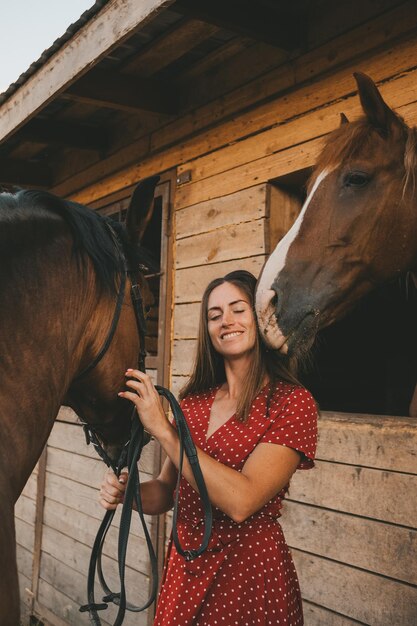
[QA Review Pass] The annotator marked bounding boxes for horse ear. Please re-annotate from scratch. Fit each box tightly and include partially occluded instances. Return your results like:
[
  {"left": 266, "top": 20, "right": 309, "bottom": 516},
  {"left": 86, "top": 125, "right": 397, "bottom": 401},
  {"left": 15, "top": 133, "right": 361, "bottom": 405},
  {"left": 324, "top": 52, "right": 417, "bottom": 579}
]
[
  {"left": 125, "top": 175, "right": 160, "bottom": 245},
  {"left": 340, "top": 112, "right": 349, "bottom": 125},
  {"left": 353, "top": 72, "right": 399, "bottom": 133}
]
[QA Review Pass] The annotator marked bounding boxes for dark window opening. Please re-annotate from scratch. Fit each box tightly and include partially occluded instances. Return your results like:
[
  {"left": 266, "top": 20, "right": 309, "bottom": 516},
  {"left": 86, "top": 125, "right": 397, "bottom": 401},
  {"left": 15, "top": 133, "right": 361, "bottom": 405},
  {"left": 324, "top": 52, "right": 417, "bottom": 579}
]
[
  {"left": 140, "top": 194, "right": 163, "bottom": 358},
  {"left": 300, "top": 276, "right": 417, "bottom": 416}
]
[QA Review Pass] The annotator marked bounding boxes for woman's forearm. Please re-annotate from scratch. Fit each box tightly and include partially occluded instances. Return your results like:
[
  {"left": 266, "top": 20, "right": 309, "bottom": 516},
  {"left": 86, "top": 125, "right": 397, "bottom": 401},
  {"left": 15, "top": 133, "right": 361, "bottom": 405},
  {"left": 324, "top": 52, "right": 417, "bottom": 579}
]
[
  {"left": 135, "top": 477, "right": 174, "bottom": 515},
  {"left": 158, "top": 424, "right": 259, "bottom": 522}
]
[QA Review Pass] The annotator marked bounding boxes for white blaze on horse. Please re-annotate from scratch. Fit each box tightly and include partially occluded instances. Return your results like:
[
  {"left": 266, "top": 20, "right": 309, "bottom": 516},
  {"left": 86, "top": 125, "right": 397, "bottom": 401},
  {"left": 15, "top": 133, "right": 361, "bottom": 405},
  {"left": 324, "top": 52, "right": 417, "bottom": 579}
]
[{"left": 256, "top": 73, "right": 417, "bottom": 362}]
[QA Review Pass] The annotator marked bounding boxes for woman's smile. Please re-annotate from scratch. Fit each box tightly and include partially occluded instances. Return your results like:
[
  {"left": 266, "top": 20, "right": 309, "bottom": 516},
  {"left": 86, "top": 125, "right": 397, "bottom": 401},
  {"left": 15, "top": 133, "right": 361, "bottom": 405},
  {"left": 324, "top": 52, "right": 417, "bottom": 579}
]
[{"left": 220, "top": 330, "right": 244, "bottom": 340}]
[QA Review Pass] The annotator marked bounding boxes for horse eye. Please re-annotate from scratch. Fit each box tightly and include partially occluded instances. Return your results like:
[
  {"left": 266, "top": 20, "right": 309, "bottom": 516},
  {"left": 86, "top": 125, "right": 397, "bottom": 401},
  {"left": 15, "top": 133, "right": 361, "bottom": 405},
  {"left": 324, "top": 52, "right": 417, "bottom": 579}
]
[{"left": 344, "top": 171, "right": 370, "bottom": 188}]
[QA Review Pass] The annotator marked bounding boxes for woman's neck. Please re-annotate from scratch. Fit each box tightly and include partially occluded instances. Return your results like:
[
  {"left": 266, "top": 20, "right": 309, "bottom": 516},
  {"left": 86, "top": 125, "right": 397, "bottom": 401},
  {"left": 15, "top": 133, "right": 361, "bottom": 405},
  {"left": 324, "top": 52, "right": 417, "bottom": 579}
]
[{"left": 222, "top": 354, "right": 253, "bottom": 398}]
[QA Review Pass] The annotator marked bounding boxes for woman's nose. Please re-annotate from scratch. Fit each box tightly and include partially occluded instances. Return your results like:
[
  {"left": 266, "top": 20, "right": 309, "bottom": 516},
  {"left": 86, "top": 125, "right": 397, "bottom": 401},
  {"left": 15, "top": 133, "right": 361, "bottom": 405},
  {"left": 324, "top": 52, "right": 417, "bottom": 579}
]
[{"left": 222, "top": 310, "right": 234, "bottom": 325}]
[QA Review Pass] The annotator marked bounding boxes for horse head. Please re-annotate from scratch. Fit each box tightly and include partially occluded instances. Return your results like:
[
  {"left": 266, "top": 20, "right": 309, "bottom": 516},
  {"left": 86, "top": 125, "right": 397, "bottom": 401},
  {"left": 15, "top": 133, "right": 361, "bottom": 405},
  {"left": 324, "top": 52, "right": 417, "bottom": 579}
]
[
  {"left": 256, "top": 73, "right": 417, "bottom": 357},
  {"left": 64, "top": 176, "right": 159, "bottom": 462}
]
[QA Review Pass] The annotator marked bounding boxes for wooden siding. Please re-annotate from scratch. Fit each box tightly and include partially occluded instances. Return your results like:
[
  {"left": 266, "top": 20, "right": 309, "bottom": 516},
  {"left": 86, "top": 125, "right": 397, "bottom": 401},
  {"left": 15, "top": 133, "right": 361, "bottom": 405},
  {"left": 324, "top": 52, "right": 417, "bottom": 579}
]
[
  {"left": 20, "top": 407, "right": 155, "bottom": 626},
  {"left": 281, "top": 412, "right": 417, "bottom": 625},
  {"left": 15, "top": 467, "right": 37, "bottom": 623}
]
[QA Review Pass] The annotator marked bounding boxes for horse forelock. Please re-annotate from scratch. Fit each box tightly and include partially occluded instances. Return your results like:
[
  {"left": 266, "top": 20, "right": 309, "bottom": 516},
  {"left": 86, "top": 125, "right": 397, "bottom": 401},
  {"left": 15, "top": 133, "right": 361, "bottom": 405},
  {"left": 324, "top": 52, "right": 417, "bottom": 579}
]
[
  {"left": 314, "top": 120, "right": 381, "bottom": 176},
  {"left": 0, "top": 189, "right": 127, "bottom": 294}
]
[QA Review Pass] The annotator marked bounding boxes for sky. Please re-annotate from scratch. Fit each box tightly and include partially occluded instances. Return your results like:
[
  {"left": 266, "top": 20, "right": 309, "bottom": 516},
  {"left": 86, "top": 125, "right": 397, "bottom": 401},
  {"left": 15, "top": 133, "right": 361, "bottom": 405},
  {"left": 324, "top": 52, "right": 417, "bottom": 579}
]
[{"left": 0, "top": 0, "right": 95, "bottom": 93}]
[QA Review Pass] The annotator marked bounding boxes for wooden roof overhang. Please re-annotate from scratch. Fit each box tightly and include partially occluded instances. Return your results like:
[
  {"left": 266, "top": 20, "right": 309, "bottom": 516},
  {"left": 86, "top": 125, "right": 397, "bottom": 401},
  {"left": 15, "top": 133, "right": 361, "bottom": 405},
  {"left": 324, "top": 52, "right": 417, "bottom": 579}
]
[{"left": 0, "top": 0, "right": 308, "bottom": 197}]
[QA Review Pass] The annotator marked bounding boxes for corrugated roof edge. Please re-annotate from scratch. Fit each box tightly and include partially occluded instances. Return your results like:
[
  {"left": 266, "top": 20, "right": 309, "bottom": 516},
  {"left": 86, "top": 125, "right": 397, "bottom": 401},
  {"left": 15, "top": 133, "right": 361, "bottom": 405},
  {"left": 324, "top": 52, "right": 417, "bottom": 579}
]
[{"left": 0, "top": 0, "right": 110, "bottom": 106}]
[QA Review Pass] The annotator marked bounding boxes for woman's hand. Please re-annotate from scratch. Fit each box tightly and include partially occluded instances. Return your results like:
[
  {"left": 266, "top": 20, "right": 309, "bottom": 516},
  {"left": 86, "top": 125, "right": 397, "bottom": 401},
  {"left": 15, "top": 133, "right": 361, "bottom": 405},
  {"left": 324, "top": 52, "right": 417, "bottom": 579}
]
[
  {"left": 99, "top": 468, "right": 128, "bottom": 510},
  {"left": 118, "top": 369, "right": 172, "bottom": 439}
]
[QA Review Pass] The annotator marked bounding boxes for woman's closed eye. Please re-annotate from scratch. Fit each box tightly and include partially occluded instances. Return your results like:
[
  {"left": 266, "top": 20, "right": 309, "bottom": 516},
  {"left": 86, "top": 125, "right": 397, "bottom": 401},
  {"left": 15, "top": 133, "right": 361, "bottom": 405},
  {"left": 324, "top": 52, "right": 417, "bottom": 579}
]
[{"left": 209, "top": 309, "right": 245, "bottom": 320}]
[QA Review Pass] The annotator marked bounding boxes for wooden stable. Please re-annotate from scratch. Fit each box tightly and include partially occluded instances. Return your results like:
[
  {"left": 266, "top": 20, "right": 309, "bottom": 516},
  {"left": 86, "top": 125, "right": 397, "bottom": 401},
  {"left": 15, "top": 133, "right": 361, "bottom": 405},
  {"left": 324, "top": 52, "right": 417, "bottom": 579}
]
[{"left": 1, "top": 0, "right": 416, "bottom": 624}]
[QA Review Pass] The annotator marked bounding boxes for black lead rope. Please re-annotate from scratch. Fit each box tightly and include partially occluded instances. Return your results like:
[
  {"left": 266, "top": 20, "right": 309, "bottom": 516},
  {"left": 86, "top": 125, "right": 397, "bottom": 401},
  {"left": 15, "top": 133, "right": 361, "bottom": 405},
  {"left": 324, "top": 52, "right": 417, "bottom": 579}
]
[
  {"left": 80, "top": 389, "right": 213, "bottom": 625},
  {"left": 155, "top": 386, "right": 213, "bottom": 562}
]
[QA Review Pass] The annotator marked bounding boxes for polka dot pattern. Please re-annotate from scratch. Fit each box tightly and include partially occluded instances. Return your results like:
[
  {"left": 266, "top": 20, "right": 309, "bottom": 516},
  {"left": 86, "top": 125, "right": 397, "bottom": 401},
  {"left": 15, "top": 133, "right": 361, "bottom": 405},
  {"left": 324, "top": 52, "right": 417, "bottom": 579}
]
[{"left": 154, "top": 382, "right": 318, "bottom": 625}]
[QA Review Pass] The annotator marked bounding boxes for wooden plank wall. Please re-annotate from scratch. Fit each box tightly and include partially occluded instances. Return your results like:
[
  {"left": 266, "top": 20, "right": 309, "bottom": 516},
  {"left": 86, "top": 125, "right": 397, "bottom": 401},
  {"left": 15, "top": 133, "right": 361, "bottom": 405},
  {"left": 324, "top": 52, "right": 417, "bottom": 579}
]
[
  {"left": 35, "top": 406, "right": 155, "bottom": 626},
  {"left": 281, "top": 413, "right": 417, "bottom": 625},
  {"left": 15, "top": 464, "right": 38, "bottom": 623},
  {"left": 171, "top": 183, "right": 270, "bottom": 396},
  {"left": 15, "top": 402, "right": 157, "bottom": 625}
]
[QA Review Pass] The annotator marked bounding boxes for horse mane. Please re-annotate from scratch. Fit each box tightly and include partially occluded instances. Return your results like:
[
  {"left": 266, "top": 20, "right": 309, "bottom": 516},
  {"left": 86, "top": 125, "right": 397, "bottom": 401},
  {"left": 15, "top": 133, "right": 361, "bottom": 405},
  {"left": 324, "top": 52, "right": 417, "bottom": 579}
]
[
  {"left": 314, "top": 111, "right": 417, "bottom": 196},
  {"left": 0, "top": 189, "right": 142, "bottom": 294}
]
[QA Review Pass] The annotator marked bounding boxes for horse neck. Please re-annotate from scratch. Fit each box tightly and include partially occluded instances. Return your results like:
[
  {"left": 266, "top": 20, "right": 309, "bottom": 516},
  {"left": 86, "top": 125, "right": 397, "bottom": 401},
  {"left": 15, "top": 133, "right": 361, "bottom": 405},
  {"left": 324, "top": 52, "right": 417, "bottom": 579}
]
[{"left": 0, "top": 246, "right": 109, "bottom": 500}]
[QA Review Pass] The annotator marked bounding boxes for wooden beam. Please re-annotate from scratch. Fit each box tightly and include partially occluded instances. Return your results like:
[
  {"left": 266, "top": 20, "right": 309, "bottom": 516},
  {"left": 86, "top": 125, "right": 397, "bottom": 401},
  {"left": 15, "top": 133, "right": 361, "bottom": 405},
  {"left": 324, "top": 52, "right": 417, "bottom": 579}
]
[
  {"left": 63, "top": 68, "right": 177, "bottom": 115},
  {"left": 0, "top": 0, "right": 175, "bottom": 143},
  {"left": 175, "top": 0, "right": 305, "bottom": 50},
  {"left": 122, "top": 18, "right": 221, "bottom": 77},
  {"left": 178, "top": 36, "right": 253, "bottom": 82},
  {"left": 19, "top": 118, "right": 108, "bottom": 152},
  {"left": 0, "top": 158, "right": 52, "bottom": 187}
]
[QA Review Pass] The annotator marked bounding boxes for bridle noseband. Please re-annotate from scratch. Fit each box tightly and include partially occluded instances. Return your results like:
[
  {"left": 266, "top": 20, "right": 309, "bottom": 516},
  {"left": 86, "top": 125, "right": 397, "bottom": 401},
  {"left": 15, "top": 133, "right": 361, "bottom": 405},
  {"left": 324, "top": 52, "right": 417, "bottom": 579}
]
[{"left": 76, "top": 223, "right": 212, "bottom": 625}]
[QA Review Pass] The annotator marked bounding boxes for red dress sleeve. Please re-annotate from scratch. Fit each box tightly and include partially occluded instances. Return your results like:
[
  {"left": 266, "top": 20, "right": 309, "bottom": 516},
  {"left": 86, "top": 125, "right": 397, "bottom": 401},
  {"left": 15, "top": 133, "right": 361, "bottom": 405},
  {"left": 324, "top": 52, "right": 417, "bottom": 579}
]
[{"left": 260, "top": 386, "right": 318, "bottom": 469}]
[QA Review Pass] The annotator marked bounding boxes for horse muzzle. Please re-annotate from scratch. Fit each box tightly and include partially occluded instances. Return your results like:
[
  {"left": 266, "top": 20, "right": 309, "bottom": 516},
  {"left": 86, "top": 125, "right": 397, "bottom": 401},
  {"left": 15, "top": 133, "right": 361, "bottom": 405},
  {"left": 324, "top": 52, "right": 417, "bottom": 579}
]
[{"left": 256, "top": 286, "right": 320, "bottom": 356}]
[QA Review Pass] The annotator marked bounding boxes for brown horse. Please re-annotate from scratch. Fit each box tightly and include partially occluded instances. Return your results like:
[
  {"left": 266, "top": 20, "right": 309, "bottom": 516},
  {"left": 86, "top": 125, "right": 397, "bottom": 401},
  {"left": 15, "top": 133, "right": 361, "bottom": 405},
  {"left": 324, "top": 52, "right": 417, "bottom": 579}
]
[
  {"left": 256, "top": 73, "right": 417, "bottom": 366},
  {"left": 0, "top": 177, "right": 159, "bottom": 625}
]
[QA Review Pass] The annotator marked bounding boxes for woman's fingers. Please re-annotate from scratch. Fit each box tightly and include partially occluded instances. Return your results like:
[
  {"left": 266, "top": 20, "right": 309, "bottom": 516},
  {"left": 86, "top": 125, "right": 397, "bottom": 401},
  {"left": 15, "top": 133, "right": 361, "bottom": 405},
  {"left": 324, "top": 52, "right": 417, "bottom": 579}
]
[
  {"left": 124, "top": 379, "right": 144, "bottom": 395},
  {"left": 99, "top": 470, "right": 128, "bottom": 510},
  {"left": 121, "top": 371, "right": 158, "bottom": 405},
  {"left": 126, "top": 369, "right": 155, "bottom": 393},
  {"left": 118, "top": 390, "right": 141, "bottom": 404},
  {"left": 99, "top": 498, "right": 119, "bottom": 511}
]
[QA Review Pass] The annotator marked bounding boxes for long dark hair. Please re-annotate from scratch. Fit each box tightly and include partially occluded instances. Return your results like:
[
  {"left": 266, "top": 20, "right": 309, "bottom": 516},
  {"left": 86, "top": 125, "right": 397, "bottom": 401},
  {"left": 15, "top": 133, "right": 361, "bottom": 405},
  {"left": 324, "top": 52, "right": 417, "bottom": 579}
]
[{"left": 179, "top": 270, "right": 301, "bottom": 421}]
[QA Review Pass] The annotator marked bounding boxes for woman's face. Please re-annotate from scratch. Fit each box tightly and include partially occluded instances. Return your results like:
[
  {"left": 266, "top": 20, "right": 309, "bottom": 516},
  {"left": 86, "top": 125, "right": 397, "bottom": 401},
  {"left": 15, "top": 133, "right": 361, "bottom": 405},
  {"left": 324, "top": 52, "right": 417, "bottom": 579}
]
[{"left": 207, "top": 282, "right": 257, "bottom": 359}]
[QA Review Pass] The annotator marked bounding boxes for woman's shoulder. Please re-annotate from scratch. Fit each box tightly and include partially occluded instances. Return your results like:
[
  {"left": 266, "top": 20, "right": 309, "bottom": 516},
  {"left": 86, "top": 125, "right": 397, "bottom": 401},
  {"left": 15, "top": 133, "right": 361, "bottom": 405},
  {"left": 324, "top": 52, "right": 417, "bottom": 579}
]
[
  {"left": 180, "top": 385, "right": 218, "bottom": 409},
  {"left": 268, "top": 380, "right": 317, "bottom": 413}
]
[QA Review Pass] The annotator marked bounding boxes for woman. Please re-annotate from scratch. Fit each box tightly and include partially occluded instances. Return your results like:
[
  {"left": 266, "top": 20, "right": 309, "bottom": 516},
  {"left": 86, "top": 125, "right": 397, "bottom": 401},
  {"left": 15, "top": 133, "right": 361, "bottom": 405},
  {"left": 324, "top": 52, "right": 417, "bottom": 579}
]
[{"left": 100, "top": 270, "right": 318, "bottom": 625}]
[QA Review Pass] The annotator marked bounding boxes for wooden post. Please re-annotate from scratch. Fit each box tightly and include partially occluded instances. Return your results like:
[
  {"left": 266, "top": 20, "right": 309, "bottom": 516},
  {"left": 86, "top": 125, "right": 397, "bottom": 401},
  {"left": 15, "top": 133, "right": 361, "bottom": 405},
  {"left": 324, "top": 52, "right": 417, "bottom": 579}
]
[
  {"left": 30, "top": 446, "right": 48, "bottom": 616},
  {"left": 147, "top": 170, "right": 175, "bottom": 625}
]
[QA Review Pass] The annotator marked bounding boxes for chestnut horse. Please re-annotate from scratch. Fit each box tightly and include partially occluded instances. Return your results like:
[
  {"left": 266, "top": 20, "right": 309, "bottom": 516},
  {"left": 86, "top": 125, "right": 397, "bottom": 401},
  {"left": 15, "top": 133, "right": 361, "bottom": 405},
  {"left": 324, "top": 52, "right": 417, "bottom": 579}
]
[
  {"left": 0, "top": 177, "right": 159, "bottom": 625},
  {"left": 256, "top": 73, "right": 417, "bottom": 368}
]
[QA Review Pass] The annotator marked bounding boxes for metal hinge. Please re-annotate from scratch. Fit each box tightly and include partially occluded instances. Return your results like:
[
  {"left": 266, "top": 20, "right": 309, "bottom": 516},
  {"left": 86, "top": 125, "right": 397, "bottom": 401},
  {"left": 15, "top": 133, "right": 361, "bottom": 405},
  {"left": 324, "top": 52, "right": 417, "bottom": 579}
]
[{"left": 176, "top": 169, "right": 192, "bottom": 185}]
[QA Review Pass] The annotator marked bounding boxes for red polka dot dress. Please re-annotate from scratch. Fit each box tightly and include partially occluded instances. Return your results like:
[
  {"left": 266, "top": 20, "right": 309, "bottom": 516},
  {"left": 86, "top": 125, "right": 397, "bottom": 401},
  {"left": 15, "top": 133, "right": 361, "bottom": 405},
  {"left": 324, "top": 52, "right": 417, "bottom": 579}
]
[{"left": 153, "top": 382, "right": 318, "bottom": 626}]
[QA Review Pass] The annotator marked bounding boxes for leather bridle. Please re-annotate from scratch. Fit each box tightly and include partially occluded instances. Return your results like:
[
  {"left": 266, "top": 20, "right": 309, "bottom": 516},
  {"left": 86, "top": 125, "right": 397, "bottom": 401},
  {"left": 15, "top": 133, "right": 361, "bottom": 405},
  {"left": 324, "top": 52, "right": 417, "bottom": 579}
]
[{"left": 76, "top": 223, "right": 212, "bottom": 625}]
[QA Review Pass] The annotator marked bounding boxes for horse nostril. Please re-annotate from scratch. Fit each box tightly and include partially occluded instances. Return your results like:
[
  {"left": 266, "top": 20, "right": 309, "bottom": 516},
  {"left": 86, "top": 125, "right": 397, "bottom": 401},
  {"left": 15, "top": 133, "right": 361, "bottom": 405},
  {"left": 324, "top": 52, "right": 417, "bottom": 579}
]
[{"left": 270, "top": 291, "right": 278, "bottom": 308}]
